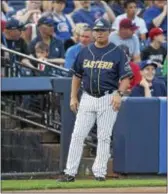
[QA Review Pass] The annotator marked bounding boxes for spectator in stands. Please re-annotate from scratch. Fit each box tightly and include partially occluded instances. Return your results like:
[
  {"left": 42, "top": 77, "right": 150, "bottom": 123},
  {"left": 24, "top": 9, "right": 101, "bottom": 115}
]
[
  {"left": 2, "top": 18, "right": 30, "bottom": 64},
  {"left": 34, "top": 41, "right": 49, "bottom": 74},
  {"left": 130, "top": 60, "right": 167, "bottom": 97},
  {"left": 108, "top": 0, "right": 125, "bottom": 17},
  {"left": 29, "top": 17, "right": 65, "bottom": 66},
  {"left": 109, "top": 18, "right": 141, "bottom": 63},
  {"left": 42, "top": 1, "right": 53, "bottom": 12},
  {"left": 65, "top": 25, "right": 92, "bottom": 69},
  {"left": 141, "top": 27, "right": 167, "bottom": 76},
  {"left": 112, "top": 0, "right": 148, "bottom": 40},
  {"left": 71, "top": 0, "right": 115, "bottom": 27},
  {"left": 15, "top": 0, "right": 42, "bottom": 41},
  {"left": 42, "top": 0, "right": 75, "bottom": 41},
  {"left": 143, "top": 0, "right": 167, "bottom": 36},
  {"left": 119, "top": 45, "right": 142, "bottom": 92},
  {"left": 64, "top": 23, "right": 89, "bottom": 51},
  {"left": 15, "top": 1, "right": 41, "bottom": 24}
]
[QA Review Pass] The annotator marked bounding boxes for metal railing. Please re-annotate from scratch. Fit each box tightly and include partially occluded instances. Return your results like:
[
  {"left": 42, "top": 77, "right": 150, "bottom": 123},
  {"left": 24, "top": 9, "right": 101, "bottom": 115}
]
[
  {"left": 1, "top": 46, "right": 70, "bottom": 77},
  {"left": 1, "top": 46, "right": 97, "bottom": 178}
]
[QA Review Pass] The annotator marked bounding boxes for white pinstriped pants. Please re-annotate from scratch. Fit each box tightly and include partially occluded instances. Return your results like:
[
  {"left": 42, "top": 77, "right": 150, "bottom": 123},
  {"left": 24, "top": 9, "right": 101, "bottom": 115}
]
[{"left": 64, "top": 92, "right": 118, "bottom": 177}]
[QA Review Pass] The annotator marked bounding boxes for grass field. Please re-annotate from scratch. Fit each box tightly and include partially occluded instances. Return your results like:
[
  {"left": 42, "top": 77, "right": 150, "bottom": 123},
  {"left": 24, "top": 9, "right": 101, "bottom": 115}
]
[{"left": 1, "top": 178, "right": 167, "bottom": 191}]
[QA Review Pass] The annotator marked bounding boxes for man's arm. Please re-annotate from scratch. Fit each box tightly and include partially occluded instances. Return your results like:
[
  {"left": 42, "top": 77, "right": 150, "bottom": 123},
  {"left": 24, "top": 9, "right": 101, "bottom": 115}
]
[
  {"left": 133, "top": 55, "right": 141, "bottom": 63},
  {"left": 153, "top": 5, "right": 167, "bottom": 28},
  {"left": 101, "top": 0, "right": 116, "bottom": 23},
  {"left": 47, "top": 58, "right": 65, "bottom": 66},
  {"left": 70, "top": 75, "right": 82, "bottom": 113}
]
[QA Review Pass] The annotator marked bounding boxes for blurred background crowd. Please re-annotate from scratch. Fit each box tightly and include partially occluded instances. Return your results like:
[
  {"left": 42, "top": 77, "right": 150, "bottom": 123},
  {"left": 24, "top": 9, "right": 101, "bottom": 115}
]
[{"left": 1, "top": 0, "right": 167, "bottom": 93}]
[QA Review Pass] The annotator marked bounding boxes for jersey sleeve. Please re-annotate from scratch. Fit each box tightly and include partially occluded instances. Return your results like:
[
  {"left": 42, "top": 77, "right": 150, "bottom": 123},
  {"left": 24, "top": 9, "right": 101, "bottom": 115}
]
[
  {"left": 70, "top": 50, "right": 84, "bottom": 78},
  {"left": 118, "top": 49, "right": 133, "bottom": 80}
]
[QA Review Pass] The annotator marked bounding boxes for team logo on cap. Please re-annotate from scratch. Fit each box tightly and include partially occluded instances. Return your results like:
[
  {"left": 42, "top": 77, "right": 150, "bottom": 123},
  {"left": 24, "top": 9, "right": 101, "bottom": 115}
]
[{"left": 96, "top": 20, "right": 104, "bottom": 27}]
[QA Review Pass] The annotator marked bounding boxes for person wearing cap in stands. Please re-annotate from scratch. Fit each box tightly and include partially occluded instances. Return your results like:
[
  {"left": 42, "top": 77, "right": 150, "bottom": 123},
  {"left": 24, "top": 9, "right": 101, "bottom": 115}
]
[
  {"left": 141, "top": 27, "right": 166, "bottom": 76},
  {"left": 130, "top": 60, "right": 167, "bottom": 97},
  {"left": 57, "top": 18, "right": 132, "bottom": 182},
  {"left": 1, "top": 18, "right": 30, "bottom": 68},
  {"left": 29, "top": 17, "right": 65, "bottom": 66},
  {"left": 42, "top": 0, "right": 75, "bottom": 41},
  {"left": 109, "top": 18, "right": 141, "bottom": 63},
  {"left": 112, "top": 0, "right": 148, "bottom": 40}
]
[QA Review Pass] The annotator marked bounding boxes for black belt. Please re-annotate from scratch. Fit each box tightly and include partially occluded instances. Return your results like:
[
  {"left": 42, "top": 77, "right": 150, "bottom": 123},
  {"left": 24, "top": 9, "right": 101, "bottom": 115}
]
[{"left": 85, "top": 90, "right": 114, "bottom": 98}]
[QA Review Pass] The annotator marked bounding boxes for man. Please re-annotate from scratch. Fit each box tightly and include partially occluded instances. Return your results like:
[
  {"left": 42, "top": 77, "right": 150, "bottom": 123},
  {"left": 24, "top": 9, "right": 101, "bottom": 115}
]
[
  {"left": 71, "top": 0, "right": 115, "bottom": 27},
  {"left": 112, "top": 0, "right": 148, "bottom": 40},
  {"left": 64, "top": 25, "right": 92, "bottom": 69},
  {"left": 130, "top": 60, "right": 167, "bottom": 97},
  {"left": 143, "top": 0, "right": 167, "bottom": 36},
  {"left": 42, "top": 0, "right": 75, "bottom": 41},
  {"left": 57, "top": 18, "right": 132, "bottom": 182},
  {"left": 109, "top": 18, "right": 141, "bottom": 63},
  {"left": 141, "top": 27, "right": 166, "bottom": 76},
  {"left": 15, "top": 0, "right": 41, "bottom": 24},
  {"left": 1, "top": 18, "right": 31, "bottom": 75},
  {"left": 119, "top": 45, "right": 142, "bottom": 91},
  {"left": 29, "top": 17, "right": 65, "bottom": 66}
]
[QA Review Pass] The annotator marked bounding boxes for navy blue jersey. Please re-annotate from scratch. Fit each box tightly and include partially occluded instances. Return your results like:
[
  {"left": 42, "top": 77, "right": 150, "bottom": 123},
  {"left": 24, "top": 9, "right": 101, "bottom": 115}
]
[
  {"left": 71, "top": 42, "right": 132, "bottom": 95},
  {"left": 130, "top": 79, "right": 167, "bottom": 97}
]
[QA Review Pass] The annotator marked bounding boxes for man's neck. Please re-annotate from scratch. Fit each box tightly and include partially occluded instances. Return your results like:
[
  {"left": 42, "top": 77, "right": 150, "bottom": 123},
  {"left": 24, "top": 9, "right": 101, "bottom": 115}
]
[
  {"left": 95, "top": 41, "right": 109, "bottom": 48},
  {"left": 150, "top": 41, "right": 161, "bottom": 49},
  {"left": 41, "top": 34, "right": 51, "bottom": 44},
  {"left": 127, "top": 14, "right": 135, "bottom": 20}
]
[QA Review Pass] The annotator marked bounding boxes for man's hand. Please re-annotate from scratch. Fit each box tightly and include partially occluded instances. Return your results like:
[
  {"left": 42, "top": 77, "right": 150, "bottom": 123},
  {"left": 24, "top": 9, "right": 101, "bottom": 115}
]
[
  {"left": 70, "top": 97, "right": 79, "bottom": 113},
  {"left": 111, "top": 92, "right": 122, "bottom": 112},
  {"left": 140, "top": 78, "right": 150, "bottom": 88}
]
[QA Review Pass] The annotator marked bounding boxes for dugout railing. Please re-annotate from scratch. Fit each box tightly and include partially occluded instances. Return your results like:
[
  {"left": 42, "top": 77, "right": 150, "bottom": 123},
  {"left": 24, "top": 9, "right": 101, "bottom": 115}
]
[{"left": 1, "top": 46, "right": 97, "bottom": 179}]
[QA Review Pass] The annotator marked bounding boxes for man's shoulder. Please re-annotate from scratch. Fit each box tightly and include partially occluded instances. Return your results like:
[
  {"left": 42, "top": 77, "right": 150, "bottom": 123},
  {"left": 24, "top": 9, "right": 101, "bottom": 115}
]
[
  {"left": 51, "top": 37, "right": 63, "bottom": 45},
  {"left": 135, "top": 15, "right": 146, "bottom": 23},
  {"left": 66, "top": 43, "right": 81, "bottom": 54},
  {"left": 115, "top": 13, "right": 126, "bottom": 20},
  {"left": 30, "top": 36, "right": 40, "bottom": 45},
  {"left": 144, "top": 5, "right": 160, "bottom": 14},
  {"left": 72, "top": 8, "right": 85, "bottom": 16}
]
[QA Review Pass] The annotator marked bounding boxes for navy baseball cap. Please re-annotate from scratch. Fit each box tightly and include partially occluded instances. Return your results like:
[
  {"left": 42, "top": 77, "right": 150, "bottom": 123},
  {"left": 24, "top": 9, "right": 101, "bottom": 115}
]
[
  {"left": 140, "top": 60, "right": 158, "bottom": 70},
  {"left": 93, "top": 18, "right": 111, "bottom": 31},
  {"left": 5, "top": 18, "right": 24, "bottom": 30},
  {"left": 38, "top": 17, "right": 54, "bottom": 27}
]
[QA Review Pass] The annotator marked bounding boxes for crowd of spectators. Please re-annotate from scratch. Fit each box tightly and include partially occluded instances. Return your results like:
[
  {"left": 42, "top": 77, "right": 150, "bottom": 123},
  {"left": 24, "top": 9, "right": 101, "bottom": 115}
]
[{"left": 1, "top": 0, "right": 167, "bottom": 96}]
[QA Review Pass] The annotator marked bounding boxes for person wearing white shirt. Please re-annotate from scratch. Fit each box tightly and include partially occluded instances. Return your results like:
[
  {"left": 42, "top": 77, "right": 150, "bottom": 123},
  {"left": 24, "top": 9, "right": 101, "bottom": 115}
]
[
  {"left": 109, "top": 18, "right": 141, "bottom": 63},
  {"left": 112, "top": 0, "right": 148, "bottom": 40}
]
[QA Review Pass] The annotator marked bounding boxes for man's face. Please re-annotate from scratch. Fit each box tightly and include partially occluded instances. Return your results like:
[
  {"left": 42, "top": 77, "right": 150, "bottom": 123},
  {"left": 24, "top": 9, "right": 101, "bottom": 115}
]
[
  {"left": 141, "top": 65, "right": 156, "bottom": 81},
  {"left": 6, "top": 29, "right": 21, "bottom": 40},
  {"left": 125, "top": 2, "right": 137, "bottom": 16},
  {"left": 119, "top": 28, "right": 134, "bottom": 39},
  {"left": 39, "top": 24, "right": 54, "bottom": 36},
  {"left": 79, "top": 30, "right": 92, "bottom": 46},
  {"left": 154, "top": 34, "right": 165, "bottom": 43},
  {"left": 93, "top": 29, "right": 110, "bottom": 44},
  {"left": 80, "top": 1, "right": 91, "bottom": 9},
  {"left": 53, "top": 1, "right": 65, "bottom": 12},
  {"left": 154, "top": 0, "right": 166, "bottom": 8},
  {"left": 35, "top": 49, "right": 48, "bottom": 59},
  {"left": 28, "top": 1, "right": 41, "bottom": 10}
]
